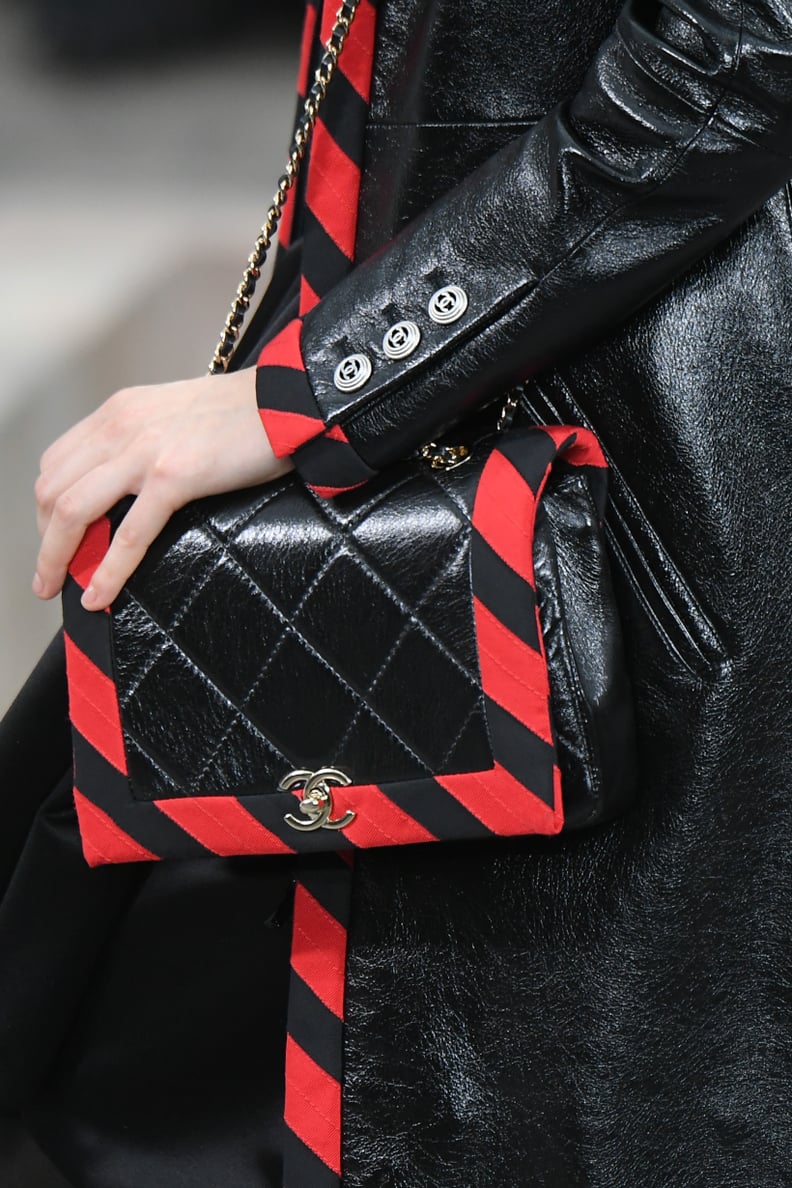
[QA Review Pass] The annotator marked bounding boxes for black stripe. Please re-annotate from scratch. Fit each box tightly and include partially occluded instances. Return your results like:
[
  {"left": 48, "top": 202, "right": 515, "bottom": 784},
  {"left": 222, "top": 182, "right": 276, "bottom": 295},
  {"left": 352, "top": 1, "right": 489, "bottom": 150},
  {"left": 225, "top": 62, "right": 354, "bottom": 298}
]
[
  {"left": 497, "top": 427, "right": 560, "bottom": 495},
  {"left": 241, "top": 796, "right": 355, "bottom": 855},
  {"left": 580, "top": 461, "right": 608, "bottom": 518},
  {"left": 256, "top": 361, "right": 323, "bottom": 422},
  {"left": 471, "top": 530, "right": 540, "bottom": 651},
  {"left": 296, "top": 434, "right": 377, "bottom": 491},
  {"left": 63, "top": 575, "right": 115, "bottom": 680},
  {"left": 484, "top": 698, "right": 556, "bottom": 807},
  {"left": 318, "top": 72, "right": 369, "bottom": 163},
  {"left": 378, "top": 776, "right": 497, "bottom": 841},
  {"left": 71, "top": 728, "right": 131, "bottom": 807},
  {"left": 71, "top": 733, "right": 209, "bottom": 859},
  {"left": 282, "top": 1125, "right": 340, "bottom": 1188},
  {"left": 301, "top": 208, "right": 355, "bottom": 294},
  {"left": 287, "top": 972, "right": 344, "bottom": 1083},
  {"left": 297, "top": 856, "right": 353, "bottom": 928}
]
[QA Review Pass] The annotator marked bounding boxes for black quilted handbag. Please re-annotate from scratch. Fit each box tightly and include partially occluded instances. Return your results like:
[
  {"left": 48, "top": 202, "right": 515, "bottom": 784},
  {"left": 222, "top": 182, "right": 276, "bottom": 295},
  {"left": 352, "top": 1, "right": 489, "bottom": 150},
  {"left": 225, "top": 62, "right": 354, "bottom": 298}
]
[
  {"left": 60, "top": 3, "right": 636, "bottom": 868},
  {"left": 61, "top": 406, "right": 636, "bottom": 864}
]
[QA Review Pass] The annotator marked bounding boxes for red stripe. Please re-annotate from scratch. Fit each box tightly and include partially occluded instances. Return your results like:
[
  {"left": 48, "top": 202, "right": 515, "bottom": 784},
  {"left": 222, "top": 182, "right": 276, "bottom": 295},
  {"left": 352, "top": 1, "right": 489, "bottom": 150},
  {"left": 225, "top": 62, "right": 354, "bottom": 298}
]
[
  {"left": 154, "top": 796, "right": 296, "bottom": 857},
  {"left": 290, "top": 884, "right": 348, "bottom": 1019},
  {"left": 256, "top": 317, "right": 305, "bottom": 371},
  {"left": 473, "top": 596, "right": 553, "bottom": 744},
  {"left": 299, "top": 274, "right": 321, "bottom": 315},
  {"left": 68, "top": 516, "right": 110, "bottom": 591},
  {"left": 309, "top": 480, "right": 368, "bottom": 499},
  {"left": 541, "top": 424, "right": 607, "bottom": 469},
  {"left": 284, "top": 1037, "right": 343, "bottom": 1176},
  {"left": 438, "top": 762, "right": 561, "bottom": 835},
  {"left": 306, "top": 121, "right": 361, "bottom": 259},
  {"left": 258, "top": 407, "right": 325, "bottom": 457},
  {"left": 319, "top": 0, "right": 340, "bottom": 46},
  {"left": 320, "top": 0, "right": 377, "bottom": 102},
  {"left": 73, "top": 788, "right": 159, "bottom": 867},
  {"left": 324, "top": 423, "right": 351, "bottom": 443},
  {"left": 472, "top": 449, "right": 537, "bottom": 585},
  {"left": 338, "top": 0, "right": 377, "bottom": 102},
  {"left": 333, "top": 784, "right": 437, "bottom": 847},
  {"left": 64, "top": 633, "right": 128, "bottom": 775}
]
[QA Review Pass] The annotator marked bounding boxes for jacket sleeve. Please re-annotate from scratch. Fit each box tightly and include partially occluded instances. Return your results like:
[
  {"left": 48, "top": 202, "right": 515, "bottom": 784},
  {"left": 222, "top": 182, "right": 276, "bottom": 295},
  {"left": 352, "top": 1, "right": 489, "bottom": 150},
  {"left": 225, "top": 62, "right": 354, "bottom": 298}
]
[{"left": 256, "top": 0, "right": 792, "bottom": 496}]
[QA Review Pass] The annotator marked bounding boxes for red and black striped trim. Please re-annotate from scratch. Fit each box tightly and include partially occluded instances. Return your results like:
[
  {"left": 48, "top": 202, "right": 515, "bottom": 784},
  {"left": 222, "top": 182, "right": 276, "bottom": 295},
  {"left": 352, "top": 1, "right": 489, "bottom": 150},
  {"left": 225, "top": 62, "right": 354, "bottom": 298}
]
[
  {"left": 255, "top": 318, "right": 378, "bottom": 495},
  {"left": 259, "top": 7, "right": 379, "bottom": 1180},
  {"left": 301, "top": 0, "right": 376, "bottom": 310},
  {"left": 64, "top": 425, "right": 607, "bottom": 867},
  {"left": 256, "top": 319, "right": 325, "bottom": 457},
  {"left": 255, "top": 0, "right": 379, "bottom": 502},
  {"left": 276, "top": 0, "right": 320, "bottom": 253},
  {"left": 283, "top": 856, "right": 352, "bottom": 1187},
  {"left": 63, "top": 422, "right": 607, "bottom": 1185}
]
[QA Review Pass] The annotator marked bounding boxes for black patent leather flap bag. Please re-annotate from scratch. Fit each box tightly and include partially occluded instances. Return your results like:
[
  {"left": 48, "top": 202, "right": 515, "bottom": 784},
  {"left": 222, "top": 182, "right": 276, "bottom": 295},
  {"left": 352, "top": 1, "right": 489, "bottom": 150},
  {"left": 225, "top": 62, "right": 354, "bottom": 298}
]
[{"left": 61, "top": 415, "right": 636, "bottom": 865}]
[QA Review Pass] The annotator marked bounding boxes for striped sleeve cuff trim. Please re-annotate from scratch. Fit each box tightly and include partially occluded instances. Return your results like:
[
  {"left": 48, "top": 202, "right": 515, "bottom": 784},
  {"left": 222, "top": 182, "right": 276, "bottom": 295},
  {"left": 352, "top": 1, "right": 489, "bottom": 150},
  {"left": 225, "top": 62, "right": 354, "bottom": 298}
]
[{"left": 256, "top": 318, "right": 326, "bottom": 458}]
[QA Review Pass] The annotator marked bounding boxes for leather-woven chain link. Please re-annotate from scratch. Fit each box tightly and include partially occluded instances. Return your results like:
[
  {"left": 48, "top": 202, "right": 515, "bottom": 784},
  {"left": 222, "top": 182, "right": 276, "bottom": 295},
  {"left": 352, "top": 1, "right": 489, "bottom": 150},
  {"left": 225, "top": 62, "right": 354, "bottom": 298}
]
[{"left": 208, "top": 0, "right": 361, "bottom": 375}]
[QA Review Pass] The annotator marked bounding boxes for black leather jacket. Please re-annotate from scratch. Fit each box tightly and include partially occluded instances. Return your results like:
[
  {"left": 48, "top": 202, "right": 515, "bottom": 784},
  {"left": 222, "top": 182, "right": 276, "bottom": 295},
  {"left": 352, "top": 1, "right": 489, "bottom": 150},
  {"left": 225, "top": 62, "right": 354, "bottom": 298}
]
[
  {"left": 3, "top": 4, "right": 790, "bottom": 1186},
  {"left": 250, "top": 2, "right": 791, "bottom": 1184}
]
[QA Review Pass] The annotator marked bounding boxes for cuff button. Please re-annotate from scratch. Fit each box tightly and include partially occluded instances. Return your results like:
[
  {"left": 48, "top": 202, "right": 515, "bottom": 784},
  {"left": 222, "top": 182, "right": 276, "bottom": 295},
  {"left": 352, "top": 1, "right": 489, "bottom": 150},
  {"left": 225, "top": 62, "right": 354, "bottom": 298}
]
[
  {"left": 428, "top": 285, "right": 468, "bottom": 324},
  {"left": 334, "top": 353, "right": 373, "bottom": 392},
  {"left": 383, "top": 320, "right": 421, "bottom": 360}
]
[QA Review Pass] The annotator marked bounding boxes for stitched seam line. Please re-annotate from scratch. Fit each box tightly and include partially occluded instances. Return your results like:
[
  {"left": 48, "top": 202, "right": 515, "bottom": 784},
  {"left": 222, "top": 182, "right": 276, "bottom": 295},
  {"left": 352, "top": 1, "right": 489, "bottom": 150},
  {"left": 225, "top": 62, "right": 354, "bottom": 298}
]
[
  {"left": 330, "top": 534, "right": 473, "bottom": 771},
  {"left": 183, "top": 522, "right": 433, "bottom": 772},
  {"left": 366, "top": 119, "right": 540, "bottom": 129},
  {"left": 119, "top": 486, "right": 286, "bottom": 701},
  {"left": 619, "top": 24, "right": 790, "bottom": 161},
  {"left": 308, "top": 486, "right": 483, "bottom": 688},
  {"left": 191, "top": 538, "right": 341, "bottom": 784}
]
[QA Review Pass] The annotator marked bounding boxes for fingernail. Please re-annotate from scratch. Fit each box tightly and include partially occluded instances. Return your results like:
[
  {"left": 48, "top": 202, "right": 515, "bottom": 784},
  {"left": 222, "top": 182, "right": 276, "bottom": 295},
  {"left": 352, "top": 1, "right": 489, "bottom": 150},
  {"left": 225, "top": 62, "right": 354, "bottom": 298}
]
[
  {"left": 81, "top": 585, "right": 97, "bottom": 609},
  {"left": 32, "top": 573, "right": 43, "bottom": 595}
]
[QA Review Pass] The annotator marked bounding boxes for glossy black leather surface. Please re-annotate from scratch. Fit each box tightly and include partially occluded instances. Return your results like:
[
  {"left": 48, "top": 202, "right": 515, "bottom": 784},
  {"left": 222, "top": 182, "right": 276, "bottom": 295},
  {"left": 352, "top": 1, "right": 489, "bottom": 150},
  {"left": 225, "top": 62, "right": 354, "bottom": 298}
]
[
  {"left": 113, "top": 457, "right": 493, "bottom": 797},
  {"left": 301, "top": 1, "right": 792, "bottom": 464},
  {"left": 334, "top": 2, "right": 792, "bottom": 1185},
  {"left": 534, "top": 468, "right": 637, "bottom": 829},
  {"left": 111, "top": 415, "right": 631, "bottom": 832}
]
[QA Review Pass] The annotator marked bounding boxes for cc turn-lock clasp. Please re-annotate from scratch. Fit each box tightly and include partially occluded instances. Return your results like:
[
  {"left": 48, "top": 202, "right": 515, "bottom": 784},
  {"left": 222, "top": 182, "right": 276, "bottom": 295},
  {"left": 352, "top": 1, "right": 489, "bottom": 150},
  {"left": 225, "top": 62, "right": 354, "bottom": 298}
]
[{"left": 280, "top": 767, "right": 356, "bottom": 832}]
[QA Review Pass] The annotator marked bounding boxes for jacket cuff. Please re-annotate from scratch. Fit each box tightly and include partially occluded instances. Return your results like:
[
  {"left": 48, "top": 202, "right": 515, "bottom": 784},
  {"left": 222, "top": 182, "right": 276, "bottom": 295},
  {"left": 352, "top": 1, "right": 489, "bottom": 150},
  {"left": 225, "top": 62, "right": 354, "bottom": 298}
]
[{"left": 256, "top": 316, "right": 377, "bottom": 498}]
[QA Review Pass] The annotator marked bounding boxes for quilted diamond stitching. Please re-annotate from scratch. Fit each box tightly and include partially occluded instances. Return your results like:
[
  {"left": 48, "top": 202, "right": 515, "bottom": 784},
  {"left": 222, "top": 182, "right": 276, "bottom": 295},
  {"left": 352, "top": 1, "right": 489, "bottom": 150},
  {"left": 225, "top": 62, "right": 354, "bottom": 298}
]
[
  {"left": 119, "top": 481, "right": 309, "bottom": 701},
  {"left": 121, "top": 594, "right": 292, "bottom": 770},
  {"left": 116, "top": 457, "right": 494, "bottom": 799},
  {"left": 320, "top": 532, "right": 471, "bottom": 769},
  {"left": 121, "top": 527, "right": 444, "bottom": 786},
  {"left": 308, "top": 479, "right": 482, "bottom": 687},
  {"left": 198, "top": 519, "right": 440, "bottom": 771}
]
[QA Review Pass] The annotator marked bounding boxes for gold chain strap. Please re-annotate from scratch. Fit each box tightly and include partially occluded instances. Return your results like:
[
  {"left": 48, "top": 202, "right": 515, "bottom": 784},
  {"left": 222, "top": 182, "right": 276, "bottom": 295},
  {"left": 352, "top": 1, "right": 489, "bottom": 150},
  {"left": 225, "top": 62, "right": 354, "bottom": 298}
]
[{"left": 208, "top": 0, "right": 361, "bottom": 375}]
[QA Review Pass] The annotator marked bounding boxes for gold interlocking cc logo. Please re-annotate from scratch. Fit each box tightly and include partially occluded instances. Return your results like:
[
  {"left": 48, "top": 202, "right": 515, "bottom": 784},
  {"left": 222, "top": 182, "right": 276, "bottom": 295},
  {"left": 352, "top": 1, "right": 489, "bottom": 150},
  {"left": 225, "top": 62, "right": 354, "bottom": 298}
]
[{"left": 280, "top": 767, "right": 356, "bottom": 833}]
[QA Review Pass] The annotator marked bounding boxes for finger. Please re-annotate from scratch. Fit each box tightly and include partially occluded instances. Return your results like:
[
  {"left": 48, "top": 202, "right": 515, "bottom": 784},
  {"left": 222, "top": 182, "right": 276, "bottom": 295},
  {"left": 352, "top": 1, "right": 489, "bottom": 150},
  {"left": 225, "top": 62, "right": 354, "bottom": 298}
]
[
  {"left": 35, "top": 437, "right": 117, "bottom": 538},
  {"left": 81, "top": 483, "right": 178, "bottom": 611},
  {"left": 33, "top": 460, "right": 141, "bottom": 600}
]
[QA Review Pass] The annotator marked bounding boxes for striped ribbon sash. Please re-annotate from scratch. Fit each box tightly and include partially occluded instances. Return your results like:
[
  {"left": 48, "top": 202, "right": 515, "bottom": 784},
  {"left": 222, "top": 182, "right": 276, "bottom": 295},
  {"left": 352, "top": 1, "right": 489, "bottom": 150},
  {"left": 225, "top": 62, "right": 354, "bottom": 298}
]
[{"left": 281, "top": 4, "right": 377, "bottom": 1184}]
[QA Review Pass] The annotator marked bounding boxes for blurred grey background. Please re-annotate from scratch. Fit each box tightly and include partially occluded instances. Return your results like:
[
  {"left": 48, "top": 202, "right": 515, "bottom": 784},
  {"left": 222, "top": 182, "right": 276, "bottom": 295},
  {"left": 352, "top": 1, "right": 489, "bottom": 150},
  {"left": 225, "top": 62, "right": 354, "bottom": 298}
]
[
  {"left": 1, "top": 0, "right": 301, "bottom": 717},
  {"left": 1, "top": 1, "right": 301, "bottom": 1182}
]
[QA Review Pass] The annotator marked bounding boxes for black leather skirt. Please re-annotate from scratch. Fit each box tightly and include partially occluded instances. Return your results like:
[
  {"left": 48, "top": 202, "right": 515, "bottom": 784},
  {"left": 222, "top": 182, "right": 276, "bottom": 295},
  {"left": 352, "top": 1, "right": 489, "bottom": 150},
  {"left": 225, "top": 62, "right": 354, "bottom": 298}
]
[{"left": 0, "top": 634, "right": 297, "bottom": 1188}]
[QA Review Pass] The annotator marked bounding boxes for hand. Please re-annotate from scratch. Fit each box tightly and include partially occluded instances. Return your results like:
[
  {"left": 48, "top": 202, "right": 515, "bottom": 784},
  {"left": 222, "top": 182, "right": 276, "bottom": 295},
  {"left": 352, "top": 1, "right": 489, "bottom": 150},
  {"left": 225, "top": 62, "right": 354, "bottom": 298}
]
[{"left": 33, "top": 366, "right": 292, "bottom": 611}]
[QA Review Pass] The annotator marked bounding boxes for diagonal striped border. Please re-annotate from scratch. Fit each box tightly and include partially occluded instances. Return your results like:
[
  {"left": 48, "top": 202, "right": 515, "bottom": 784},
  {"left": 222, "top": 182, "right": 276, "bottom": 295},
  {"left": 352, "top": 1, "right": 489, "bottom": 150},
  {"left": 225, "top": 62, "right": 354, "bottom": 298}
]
[
  {"left": 62, "top": 421, "right": 608, "bottom": 1188},
  {"left": 63, "top": 423, "right": 608, "bottom": 868},
  {"left": 255, "top": 0, "right": 380, "bottom": 506}
]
